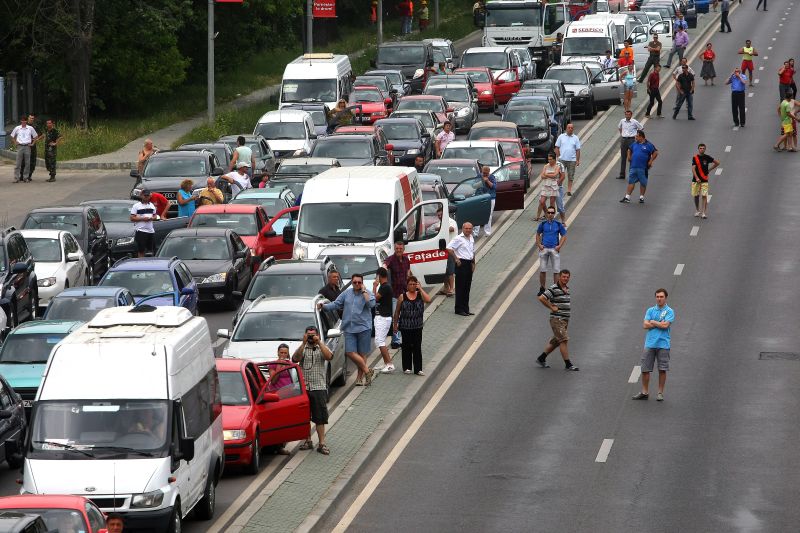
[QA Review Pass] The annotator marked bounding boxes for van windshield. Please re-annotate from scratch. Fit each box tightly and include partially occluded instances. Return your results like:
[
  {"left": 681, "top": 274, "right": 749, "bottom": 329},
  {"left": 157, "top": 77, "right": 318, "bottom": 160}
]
[
  {"left": 254, "top": 122, "right": 306, "bottom": 141},
  {"left": 233, "top": 311, "right": 315, "bottom": 342},
  {"left": 461, "top": 52, "right": 508, "bottom": 70},
  {"left": 299, "top": 203, "right": 391, "bottom": 243},
  {"left": 30, "top": 400, "right": 170, "bottom": 458},
  {"left": 562, "top": 37, "right": 613, "bottom": 57},
  {"left": 378, "top": 45, "right": 425, "bottom": 65},
  {"left": 281, "top": 79, "right": 337, "bottom": 104},
  {"left": 0, "top": 333, "right": 68, "bottom": 365}
]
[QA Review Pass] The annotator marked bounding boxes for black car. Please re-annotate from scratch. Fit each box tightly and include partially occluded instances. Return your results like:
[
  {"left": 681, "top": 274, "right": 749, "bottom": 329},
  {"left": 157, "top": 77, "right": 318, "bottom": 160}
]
[
  {"left": 21, "top": 206, "right": 110, "bottom": 284},
  {"left": 217, "top": 134, "right": 279, "bottom": 184},
  {"left": 157, "top": 228, "right": 253, "bottom": 309},
  {"left": 501, "top": 106, "right": 554, "bottom": 159},
  {"left": 0, "top": 373, "right": 26, "bottom": 469},
  {"left": 373, "top": 41, "right": 435, "bottom": 94},
  {"left": 80, "top": 199, "right": 189, "bottom": 261},
  {"left": 0, "top": 228, "right": 37, "bottom": 332},
  {"left": 130, "top": 149, "right": 227, "bottom": 215},
  {"left": 278, "top": 104, "right": 332, "bottom": 137},
  {"left": 365, "top": 69, "right": 411, "bottom": 96},
  {"left": 522, "top": 79, "right": 573, "bottom": 124},
  {"left": 177, "top": 142, "right": 234, "bottom": 172},
  {"left": 374, "top": 117, "right": 432, "bottom": 165},
  {"left": 309, "top": 134, "right": 392, "bottom": 166}
]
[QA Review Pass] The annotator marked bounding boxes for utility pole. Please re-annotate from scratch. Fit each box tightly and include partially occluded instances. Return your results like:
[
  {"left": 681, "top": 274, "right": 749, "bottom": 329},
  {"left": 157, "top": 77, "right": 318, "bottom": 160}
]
[
  {"left": 307, "top": 0, "right": 314, "bottom": 53},
  {"left": 207, "top": 0, "right": 215, "bottom": 123},
  {"left": 434, "top": 0, "right": 440, "bottom": 29},
  {"left": 378, "top": 0, "right": 383, "bottom": 45},
  {"left": 0, "top": 76, "right": 5, "bottom": 149}
]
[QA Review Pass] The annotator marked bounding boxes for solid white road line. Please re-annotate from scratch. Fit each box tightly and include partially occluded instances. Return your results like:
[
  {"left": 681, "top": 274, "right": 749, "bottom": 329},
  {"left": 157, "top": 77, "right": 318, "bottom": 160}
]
[
  {"left": 674, "top": 264, "right": 685, "bottom": 276},
  {"left": 595, "top": 439, "right": 614, "bottom": 463},
  {"left": 690, "top": 226, "right": 700, "bottom": 237},
  {"left": 628, "top": 366, "right": 641, "bottom": 384},
  {"left": 715, "top": 168, "right": 723, "bottom": 175},
  {"left": 724, "top": 145, "right": 732, "bottom": 152}
]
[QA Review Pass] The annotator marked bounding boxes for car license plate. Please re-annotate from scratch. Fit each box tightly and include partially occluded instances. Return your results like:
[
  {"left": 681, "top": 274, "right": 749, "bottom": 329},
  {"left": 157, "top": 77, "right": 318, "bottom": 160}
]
[
  {"left": 23, "top": 400, "right": 32, "bottom": 408},
  {"left": 169, "top": 200, "right": 178, "bottom": 205}
]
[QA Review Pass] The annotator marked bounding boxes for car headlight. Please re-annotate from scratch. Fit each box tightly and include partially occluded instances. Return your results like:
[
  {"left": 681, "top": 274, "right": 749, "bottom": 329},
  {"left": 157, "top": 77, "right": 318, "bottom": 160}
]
[
  {"left": 116, "top": 236, "right": 135, "bottom": 246},
  {"left": 578, "top": 88, "right": 590, "bottom": 96},
  {"left": 224, "top": 429, "right": 248, "bottom": 441},
  {"left": 537, "top": 132, "right": 549, "bottom": 140},
  {"left": 293, "top": 241, "right": 307, "bottom": 259},
  {"left": 131, "top": 490, "right": 165, "bottom": 508},
  {"left": 406, "top": 148, "right": 420, "bottom": 155},
  {"left": 201, "top": 272, "right": 227, "bottom": 284},
  {"left": 481, "top": 90, "right": 493, "bottom": 96},
  {"left": 37, "top": 277, "right": 57, "bottom": 288},
  {"left": 456, "top": 107, "right": 471, "bottom": 117},
  {"left": 413, "top": 68, "right": 424, "bottom": 79}
]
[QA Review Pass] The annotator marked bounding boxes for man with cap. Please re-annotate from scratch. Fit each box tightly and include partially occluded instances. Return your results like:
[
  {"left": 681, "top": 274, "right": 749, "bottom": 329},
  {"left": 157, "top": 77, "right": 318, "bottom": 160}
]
[
  {"left": 220, "top": 162, "right": 253, "bottom": 196},
  {"left": 130, "top": 190, "right": 158, "bottom": 258}
]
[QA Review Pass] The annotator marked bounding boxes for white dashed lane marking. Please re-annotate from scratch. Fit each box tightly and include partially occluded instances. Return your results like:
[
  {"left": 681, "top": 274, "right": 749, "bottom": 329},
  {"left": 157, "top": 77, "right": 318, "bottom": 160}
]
[
  {"left": 755, "top": 79, "right": 760, "bottom": 84},
  {"left": 628, "top": 366, "right": 641, "bottom": 383},
  {"left": 725, "top": 145, "right": 732, "bottom": 152},
  {"left": 715, "top": 168, "right": 723, "bottom": 175},
  {"left": 674, "top": 264, "right": 685, "bottom": 276},
  {"left": 769, "top": 46, "right": 773, "bottom": 50},
  {"left": 748, "top": 92, "right": 754, "bottom": 98},
  {"left": 595, "top": 439, "right": 614, "bottom": 463},
  {"left": 690, "top": 226, "right": 700, "bottom": 237}
]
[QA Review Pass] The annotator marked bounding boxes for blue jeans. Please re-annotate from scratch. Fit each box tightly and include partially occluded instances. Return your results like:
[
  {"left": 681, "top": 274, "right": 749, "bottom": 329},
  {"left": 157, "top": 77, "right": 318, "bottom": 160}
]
[
  {"left": 556, "top": 185, "right": 565, "bottom": 214},
  {"left": 391, "top": 298, "right": 402, "bottom": 345},
  {"left": 402, "top": 16, "right": 412, "bottom": 34},
  {"left": 674, "top": 92, "right": 694, "bottom": 118}
]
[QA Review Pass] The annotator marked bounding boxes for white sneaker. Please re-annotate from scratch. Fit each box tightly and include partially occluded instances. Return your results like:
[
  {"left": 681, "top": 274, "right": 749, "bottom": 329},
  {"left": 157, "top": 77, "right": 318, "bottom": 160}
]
[
  {"left": 403, "top": 369, "right": 413, "bottom": 375},
  {"left": 694, "top": 211, "right": 701, "bottom": 217},
  {"left": 380, "top": 364, "right": 395, "bottom": 374}
]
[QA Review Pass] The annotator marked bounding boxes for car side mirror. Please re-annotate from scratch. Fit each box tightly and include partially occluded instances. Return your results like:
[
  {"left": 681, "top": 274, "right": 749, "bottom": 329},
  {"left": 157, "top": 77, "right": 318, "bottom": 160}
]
[
  {"left": 448, "top": 204, "right": 457, "bottom": 214},
  {"left": 232, "top": 291, "right": 243, "bottom": 298},
  {"left": 177, "top": 437, "right": 195, "bottom": 462},
  {"left": 327, "top": 328, "right": 342, "bottom": 338},
  {"left": 212, "top": 167, "right": 224, "bottom": 176},
  {"left": 494, "top": 108, "right": 503, "bottom": 117},
  {"left": 217, "top": 329, "right": 231, "bottom": 339},
  {"left": 282, "top": 225, "right": 295, "bottom": 244},
  {"left": 234, "top": 250, "right": 247, "bottom": 259},
  {"left": 66, "top": 252, "right": 81, "bottom": 262},
  {"left": 130, "top": 170, "right": 140, "bottom": 178},
  {"left": 565, "top": 91, "right": 574, "bottom": 97},
  {"left": 258, "top": 392, "right": 280, "bottom": 404},
  {"left": 438, "top": 238, "right": 446, "bottom": 251},
  {"left": 426, "top": 59, "right": 434, "bottom": 67},
  {"left": 262, "top": 229, "right": 277, "bottom": 238},
  {"left": 11, "top": 263, "right": 27, "bottom": 274},
  {"left": 180, "top": 287, "right": 195, "bottom": 296}
]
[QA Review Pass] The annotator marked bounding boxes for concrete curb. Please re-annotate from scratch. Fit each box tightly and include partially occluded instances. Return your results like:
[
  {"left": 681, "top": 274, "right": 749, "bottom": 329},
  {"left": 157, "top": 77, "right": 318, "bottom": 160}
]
[{"left": 0, "top": 149, "right": 134, "bottom": 170}]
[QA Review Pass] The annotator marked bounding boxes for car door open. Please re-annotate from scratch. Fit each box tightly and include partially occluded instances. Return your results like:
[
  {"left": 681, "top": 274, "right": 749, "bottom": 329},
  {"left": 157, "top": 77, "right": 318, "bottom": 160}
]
[
  {"left": 492, "top": 162, "right": 526, "bottom": 211},
  {"left": 447, "top": 176, "right": 492, "bottom": 228},
  {"left": 255, "top": 363, "right": 311, "bottom": 446},
  {"left": 392, "top": 199, "right": 450, "bottom": 287}
]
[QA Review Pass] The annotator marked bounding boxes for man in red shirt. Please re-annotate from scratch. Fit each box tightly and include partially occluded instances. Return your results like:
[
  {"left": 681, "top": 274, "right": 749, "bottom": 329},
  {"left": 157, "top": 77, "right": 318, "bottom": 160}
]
[
  {"left": 779, "top": 60, "right": 795, "bottom": 101},
  {"left": 148, "top": 192, "right": 170, "bottom": 219},
  {"left": 645, "top": 64, "right": 663, "bottom": 118},
  {"left": 384, "top": 240, "right": 411, "bottom": 348}
]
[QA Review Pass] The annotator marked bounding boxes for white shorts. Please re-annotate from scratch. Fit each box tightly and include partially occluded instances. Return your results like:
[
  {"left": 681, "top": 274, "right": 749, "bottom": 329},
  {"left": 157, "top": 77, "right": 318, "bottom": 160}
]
[
  {"left": 374, "top": 315, "right": 393, "bottom": 347},
  {"left": 539, "top": 248, "right": 560, "bottom": 273}
]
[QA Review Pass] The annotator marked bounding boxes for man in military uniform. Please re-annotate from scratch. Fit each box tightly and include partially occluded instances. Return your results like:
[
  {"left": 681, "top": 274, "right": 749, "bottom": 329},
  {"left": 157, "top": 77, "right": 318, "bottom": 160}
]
[{"left": 44, "top": 119, "right": 64, "bottom": 182}]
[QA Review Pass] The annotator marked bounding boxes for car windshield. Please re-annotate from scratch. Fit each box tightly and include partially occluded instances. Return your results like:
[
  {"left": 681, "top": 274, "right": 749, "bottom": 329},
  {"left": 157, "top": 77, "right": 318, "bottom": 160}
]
[
  {"left": 396, "top": 99, "right": 443, "bottom": 113},
  {"left": 190, "top": 213, "right": 258, "bottom": 236},
  {"left": 101, "top": 270, "right": 174, "bottom": 297},
  {"left": 329, "top": 255, "right": 380, "bottom": 278},
  {"left": 562, "top": 37, "right": 613, "bottom": 57},
  {"left": 23, "top": 213, "right": 83, "bottom": 238},
  {"left": 276, "top": 164, "right": 329, "bottom": 176},
  {"left": 432, "top": 49, "right": 447, "bottom": 63},
  {"left": 233, "top": 311, "right": 314, "bottom": 341},
  {"left": 306, "top": 110, "right": 327, "bottom": 126},
  {"left": 30, "top": 400, "right": 170, "bottom": 456},
  {"left": 485, "top": 5, "right": 542, "bottom": 26},
  {"left": 281, "top": 79, "right": 337, "bottom": 103},
  {"left": 268, "top": 179, "right": 307, "bottom": 197},
  {"left": 158, "top": 237, "right": 230, "bottom": 260},
  {"left": 504, "top": 109, "right": 548, "bottom": 128},
  {"left": 545, "top": 68, "right": 589, "bottom": 85},
  {"left": 25, "top": 238, "right": 62, "bottom": 262},
  {"left": 380, "top": 123, "right": 419, "bottom": 140},
  {"left": 499, "top": 141, "right": 523, "bottom": 158},
  {"left": 143, "top": 157, "right": 208, "bottom": 177},
  {"left": 433, "top": 44, "right": 452, "bottom": 58},
  {"left": 460, "top": 70, "right": 490, "bottom": 83},
  {"left": 247, "top": 273, "right": 322, "bottom": 299},
  {"left": 355, "top": 78, "right": 389, "bottom": 92},
  {"left": 254, "top": 122, "right": 306, "bottom": 140},
  {"left": 423, "top": 164, "right": 477, "bottom": 184},
  {"left": 378, "top": 45, "right": 425, "bottom": 64},
  {"left": 442, "top": 147, "right": 499, "bottom": 166},
  {"left": 350, "top": 89, "right": 383, "bottom": 103},
  {"left": 299, "top": 203, "right": 391, "bottom": 242},
  {"left": 231, "top": 196, "right": 286, "bottom": 214},
  {"left": 182, "top": 145, "right": 228, "bottom": 163},
  {"left": 468, "top": 127, "right": 516, "bottom": 139},
  {"left": 2, "top": 509, "right": 88, "bottom": 532},
  {"left": 379, "top": 72, "right": 403, "bottom": 85},
  {"left": 394, "top": 111, "right": 434, "bottom": 128},
  {"left": 45, "top": 296, "right": 118, "bottom": 322},
  {"left": 0, "top": 332, "right": 67, "bottom": 364},
  {"left": 92, "top": 203, "right": 133, "bottom": 223},
  {"left": 312, "top": 139, "right": 372, "bottom": 159},
  {"left": 219, "top": 371, "right": 250, "bottom": 406},
  {"left": 425, "top": 87, "right": 469, "bottom": 103},
  {"left": 461, "top": 52, "right": 508, "bottom": 70}
]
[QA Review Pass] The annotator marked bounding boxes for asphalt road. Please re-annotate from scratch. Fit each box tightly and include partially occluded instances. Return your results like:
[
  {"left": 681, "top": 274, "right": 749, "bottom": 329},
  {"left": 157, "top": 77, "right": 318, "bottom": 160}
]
[{"left": 332, "top": 9, "right": 800, "bottom": 533}]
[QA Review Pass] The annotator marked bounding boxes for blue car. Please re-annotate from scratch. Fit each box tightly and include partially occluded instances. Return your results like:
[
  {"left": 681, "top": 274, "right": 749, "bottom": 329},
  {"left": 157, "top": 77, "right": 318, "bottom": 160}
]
[
  {"left": 0, "top": 320, "right": 83, "bottom": 415},
  {"left": 43, "top": 286, "right": 136, "bottom": 322},
  {"left": 98, "top": 257, "right": 199, "bottom": 314}
]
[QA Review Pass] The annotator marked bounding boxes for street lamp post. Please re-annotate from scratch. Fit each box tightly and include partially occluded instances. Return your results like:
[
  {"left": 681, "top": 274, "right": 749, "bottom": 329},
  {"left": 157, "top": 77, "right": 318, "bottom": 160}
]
[
  {"left": 307, "top": 0, "right": 314, "bottom": 53},
  {"left": 378, "top": 0, "right": 383, "bottom": 45},
  {"left": 208, "top": 0, "right": 215, "bottom": 123}
]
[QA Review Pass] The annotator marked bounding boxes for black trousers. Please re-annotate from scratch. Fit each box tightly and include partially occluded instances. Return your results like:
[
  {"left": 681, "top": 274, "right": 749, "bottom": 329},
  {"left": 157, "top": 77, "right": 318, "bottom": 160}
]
[
  {"left": 720, "top": 11, "right": 731, "bottom": 31},
  {"left": 756, "top": 0, "right": 766, "bottom": 9},
  {"left": 731, "top": 91, "right": 746, "bottom": 126},
  {"left": 400, "top": 328, "right": 423, "bottom": 372},
  {"left": 619, "top": 137, "right": 635, "bottom": 178},
  {"left": 454, "top": 259, "right": 473, "bottom": 314},
  {"left": 638, "top": 55, "right": 660, "bottom": 83},
  {"left": 646, "top": 88, "right": 663, "bottom": 116}
]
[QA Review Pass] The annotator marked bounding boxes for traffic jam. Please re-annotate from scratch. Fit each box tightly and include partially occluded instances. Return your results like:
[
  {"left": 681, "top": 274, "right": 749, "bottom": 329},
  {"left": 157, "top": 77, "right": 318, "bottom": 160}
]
[{"left": 0, "top": 0, "right": 691, "bottom": 530}]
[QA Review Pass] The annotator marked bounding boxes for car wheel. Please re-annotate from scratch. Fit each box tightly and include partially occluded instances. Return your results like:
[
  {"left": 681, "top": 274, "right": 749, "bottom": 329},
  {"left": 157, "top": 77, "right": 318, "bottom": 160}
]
[
  {"left": 168, "top": 501, "right": 182, "bottom": 533},
  {"left": 195, "top": 475, "right": 216, "bottom": 520},
  {"left": 246, "top": 433, "right": 261, "bottom": 475}
]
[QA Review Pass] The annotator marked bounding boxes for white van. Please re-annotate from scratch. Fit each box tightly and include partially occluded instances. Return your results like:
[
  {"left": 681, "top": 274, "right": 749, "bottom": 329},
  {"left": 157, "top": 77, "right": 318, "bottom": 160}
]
[
  {"left": 561, "top": 19, "right": 618, "bottom": 64},
  {"left": 22, "top": 306, "right": 223, "bottom": 533},
  {"left": 292, "top": 167, "right": 451, "bottom": 286},
  {"left": 253, "top": 109, "right": 317, "bottom": 159},
  {"left": 279, "top": 53, "right": 353, "bottom": 111}
]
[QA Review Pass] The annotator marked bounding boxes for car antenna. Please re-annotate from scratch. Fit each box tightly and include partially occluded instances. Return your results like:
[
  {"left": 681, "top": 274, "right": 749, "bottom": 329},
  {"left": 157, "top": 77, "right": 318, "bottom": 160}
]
[{"left": 345, "top": 172, "right": 351, "bottom": 197}]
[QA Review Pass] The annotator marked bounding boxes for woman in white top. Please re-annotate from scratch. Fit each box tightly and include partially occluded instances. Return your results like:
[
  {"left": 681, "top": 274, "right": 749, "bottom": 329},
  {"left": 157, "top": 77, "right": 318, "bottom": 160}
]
[{"left": 537, "top": 152, "right": 563, "bottom": 221}]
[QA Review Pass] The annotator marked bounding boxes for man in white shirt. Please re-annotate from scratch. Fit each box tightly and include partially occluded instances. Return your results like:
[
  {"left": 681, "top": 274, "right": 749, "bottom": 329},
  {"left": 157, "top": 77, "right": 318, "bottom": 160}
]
[
  {"left": 617, "top": 110, "right": 643, "bottom": 179},
  {"left": 130, "top": 190, "right": 158, "bottom": 257},
  {"left": 10, "top": 116, "right": 38, "bottom": 183},
  {"left": 601, "top": 50, "right": 617, "bottom": 70},
  {"left": 221, "top": 162, "right": 253, "bottom": 196},
  {"left": 435, "top": 121, "right": 456, "bottom": 157},
  {"left": 447, "top": 222, "right": 476, "bottom": 316},
  {"left": 554, "top": 123, "right": 581, "bottom": 196}
]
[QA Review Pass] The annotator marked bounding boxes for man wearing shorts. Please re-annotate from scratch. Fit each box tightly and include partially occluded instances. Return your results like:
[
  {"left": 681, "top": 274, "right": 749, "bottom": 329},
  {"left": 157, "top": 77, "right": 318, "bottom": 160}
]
[
  {"left": 774, "top": 91, "right": 798, "bottom": 152},
  {"left": 129, "top": 190, "right": 157, "bottom": 257},
  {"left": 633, "top": 288, "right": 675, "bottom": 401},
  {"left": 620, "top": 130, "right": 658, "bottom": 204},
  {"left": 691, "top": 144, "right": 720, "bottom": 219},
  {"left": 293, "top": 326, "right": 334, "bottom": 455},
  {"left": 535, "top": 208, "right": 567, "bottom": 296},
  {"left": 373, "top": 268, "right": 396, "bottom": 373},
  {"left": 536, "top": 269, "right": 578, "bottom": 371},
  {"left": 738, "top": 40, "right": 758, "bottom": 86}
]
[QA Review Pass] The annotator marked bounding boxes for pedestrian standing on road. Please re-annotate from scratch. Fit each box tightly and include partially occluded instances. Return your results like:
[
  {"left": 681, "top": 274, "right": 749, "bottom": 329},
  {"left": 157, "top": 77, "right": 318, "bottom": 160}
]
[
  {"left": 393, "top": 276, "right": 431, "bottom": 375},
  {"left": 474, "top": 165, "right": 496, "bottom": 237},
  {"left": 701, "top": 43, "right": 717, "bottom": 85},
  {"left": 778, "top": 60, "right": 795, "bottom": 100},
  {"left": 177, "top": 179, "right": 199, "bottom": 218},
  {"left": 720, "top": 0, "right": 732, "bottom": 32},
  {"left": 622, "top": 64, "right": 636, "bottom": 112},
  {"left": 673, "top": 65, "right": 696, "bottom": 120},
  {"left": 536, "top": 153, "right": 563, "bottom": 220},
  {"left": 319, "top": 270, "right": 342, "bottom": 302},
  {"left": 602, "top": 50, "right": 617, "bottom": 70},
  {"left": 198, "top": 177, "right": 224, "bottom": 206},
  {"left": 398, "top": 0, "right": 413, "bottom": 34},
  {"left": 756, "top": 0, "right": 767, "bottom": 10},
  {"left": 671, "top": 58, "right": 695, "bottom": 82},
  {"left": 435, "top": 121, "right": 455, "bottom": 157},
  {"left": 645, "top": 64, "right": 664, "bottom": 118},
  {"left": 738, "top": 40, "right": 758, "bottom": 86},
  {"left": 149, "top": 191, "right": 170, "bottom": 219},
  {"left": 691, "top": 144, "right": 720, "bottom": 218},
  {"left": 373, "top": 268, "right": 396, "bottom": 374},
  {"left": 618, "top": 39, "right": 634, "bottom": 69},
  {"left": 105, "top": 513, "right": 124, "bottom": 533},
  {"left": 130, "top": 190, "right": 158, "bottom": 258},
  {"left": 620, "top": 130, "right": 658, "bottom": 204},
  {"left": 414, "top": 154, "right": 426, "bottom": 173},
  {"left": 553, "top": 33, "right": 564, "bottom": 65},
  {"left": 229, "top": 136, "right": 255, "bottom": 175},
  {"left": 665, "top": 27, "right": 688, "bottom": 69},
  {"left": 774, "top": 91, "right": 798, "bottom": 152},
  {"left": 221, "top": 162, "right": 253, "bottom": 196},
  {"left": 536, "top": 269, "right": 578, "bottom": 371},
  {"left": 137, "top": 139, "right": 157, "bottom": 175},
  {"left": 448, "top": 222, "right": 475, "bottom": 316},
  {"left": 632, "top": 288, "right": 675, "bottom": 401},
  {"left": 320, "top": 273, "right": 376, "bottom": 386},
  {"left": 554, "top": 122, "right": 580, "bottom": 196},
  {"left": 618, "top": 110, "right": 643, "bottom": 179},
  {"left": 293, "top": 325, "right": 334, "bottom": 455},
  {"left": 10, "top": 116, "right": 37, "bottom": 184},
  {"left": 726, "top": 67, "right": 748, "bottom": 127},
  {"left": 384, "top": 241, "right": 411, "bottom": 348},
  {"left": 536, "top": 207, "right": 567, "bottom": 296},
  {"left": 789, "top": 59, "right": 797, "bottom": 96},
  {"left": 637, "top": 33, "right": 662, "bottom": 83},
  {"left": 672, "top": 12, "right": 688, "bottom": 33},
  {"left": 23, "top": 114, "right": 40, "bottom": 181},
  {"left": 43, "top": 119, "right": 63, "bottom": 182}
]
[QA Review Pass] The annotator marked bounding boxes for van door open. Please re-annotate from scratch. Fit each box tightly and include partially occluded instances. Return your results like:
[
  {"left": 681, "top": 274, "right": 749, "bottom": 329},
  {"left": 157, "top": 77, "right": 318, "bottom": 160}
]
[{"left": 392, "top": 199, "right": 450, "bottom": 286}]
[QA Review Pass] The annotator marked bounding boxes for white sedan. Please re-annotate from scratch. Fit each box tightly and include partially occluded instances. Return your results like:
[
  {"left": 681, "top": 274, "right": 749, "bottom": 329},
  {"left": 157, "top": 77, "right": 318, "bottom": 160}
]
[{"left": 20, "top": 229, "right": 89, "bottom": 312}]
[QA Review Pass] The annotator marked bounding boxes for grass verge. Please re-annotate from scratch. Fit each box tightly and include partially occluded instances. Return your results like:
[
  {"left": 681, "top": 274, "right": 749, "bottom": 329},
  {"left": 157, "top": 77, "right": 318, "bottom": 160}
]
[{"left": 173, "top": 101, "right": 276, "bottom": 147}]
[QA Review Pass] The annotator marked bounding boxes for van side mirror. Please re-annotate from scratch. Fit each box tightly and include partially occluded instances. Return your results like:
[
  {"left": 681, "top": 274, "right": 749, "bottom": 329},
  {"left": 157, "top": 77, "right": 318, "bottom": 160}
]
[
  {"left": 217, "top": 329, "right": 231, "bottom": 339},
  {"left": 282, "top": 225, "right": 295, "bottom": 244},
  {"left": 262, "top": 229, "right": 277, "bottom": 238},
  {"left": 180, "top": 287, "right": 195, "bottom": 296},
  {"left": 438, "top": 238, "right": 446, "bottom": 251},
  {"left": 327, "top": 328, "right": 342, "bottom": 338},
  {"left": 178, "top": 437, "right": 195, "bottom": 462}
]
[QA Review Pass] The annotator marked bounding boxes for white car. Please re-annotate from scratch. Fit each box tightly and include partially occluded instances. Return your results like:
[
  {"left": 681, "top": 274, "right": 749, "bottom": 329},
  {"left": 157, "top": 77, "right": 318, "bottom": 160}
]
[
  {"left": 20, "top": 229, "right": 89, "bottom": 313},
  {"left": 441, "top": 140, "right": 506, "bottom": 174}
]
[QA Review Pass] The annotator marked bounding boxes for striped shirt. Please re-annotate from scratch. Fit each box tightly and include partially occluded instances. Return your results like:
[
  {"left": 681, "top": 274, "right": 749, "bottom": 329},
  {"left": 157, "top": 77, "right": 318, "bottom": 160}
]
[
  {"left": 297, "top": 344, "right": 327, "bottom": 391},
  {"left": 130, "top": 201, "right": 156, "bottom": 233},
  {"left": 543, "top": 283, "right": 570, "bottom": 320}
]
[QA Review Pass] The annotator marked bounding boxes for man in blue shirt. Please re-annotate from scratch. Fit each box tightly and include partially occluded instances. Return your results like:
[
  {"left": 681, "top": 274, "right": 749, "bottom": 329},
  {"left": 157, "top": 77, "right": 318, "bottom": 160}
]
[
  {"left": 633, "top": 288, "right": 675, "bottom": 401},
  {"left": 726, "top": 67, "right": 748, "bottom": 127},
  {"left": 474, "top": 165, "right": 496, "bottom": 238},
  {"left": 319, "top": 273, "right": 376, "bottom": 385},
  {"left": 620, "top": 130, "right": 658, "bottom": 204},
  {"left": 535, "top": 207, "right": 567, "bottom": 295}
]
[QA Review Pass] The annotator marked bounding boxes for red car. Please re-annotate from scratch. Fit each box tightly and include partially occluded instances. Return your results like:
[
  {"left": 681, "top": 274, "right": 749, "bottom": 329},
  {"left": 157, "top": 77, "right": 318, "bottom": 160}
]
[
  {"left": 484, "top": 137, "right": 532, "bottom": 189},
  {"left": 455, "top": 66, "right": 519, "bottom": 107},
  {"left": 395, "top": 95, "right": 453, "bottom": 125},
  {"left": 348, "top": 86, "right": 393, "bottom": 124},
  {"left": 0, "top": 494, "right": 108, "bottom": 532},
  {"left": 217, "top": 358, "right": 310, "bottom": 474}
]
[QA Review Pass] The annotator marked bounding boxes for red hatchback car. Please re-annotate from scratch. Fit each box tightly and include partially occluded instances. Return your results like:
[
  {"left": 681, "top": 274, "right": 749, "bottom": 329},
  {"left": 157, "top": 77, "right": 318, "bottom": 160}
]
[
  {"left": 217, "top": 358, "right": 311, "bottom": 474},
  {"left": 455, "top": 66, "right": 519, "bottom": 108},
  {"left": 0, "top": 494, "right": 108, "bottom": 532},
  {"left": 348, "top": 86, "right": 393, "bottom": 124}
]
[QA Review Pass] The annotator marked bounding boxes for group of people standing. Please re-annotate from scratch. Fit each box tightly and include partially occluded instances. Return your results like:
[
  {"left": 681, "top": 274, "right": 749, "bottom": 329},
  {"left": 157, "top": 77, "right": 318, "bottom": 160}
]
[{"left": 9, "top": 113, "right": 63, "bottom": 183}]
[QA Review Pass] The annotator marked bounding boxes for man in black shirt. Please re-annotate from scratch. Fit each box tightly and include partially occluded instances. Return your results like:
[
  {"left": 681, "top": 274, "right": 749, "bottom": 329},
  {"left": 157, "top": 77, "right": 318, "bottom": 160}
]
[
  {"left": 319, "top": 270, "right": 342, "bottom": 302},
  {"left": 372, "top": 267, "right": 396, "bottom": 373},
  {"left": 414, "top": 154, "right": 426, "bottom": 173},
  {"left": 673, "top": 65, "right": 696, "bottom": 120},
  {"left": 690, "top": 143, "right": 720, "bottom": 219}
]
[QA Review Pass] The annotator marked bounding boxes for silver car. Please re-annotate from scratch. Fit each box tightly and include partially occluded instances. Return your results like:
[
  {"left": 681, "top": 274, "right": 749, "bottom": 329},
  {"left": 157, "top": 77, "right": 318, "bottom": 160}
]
[{"left": 423, "top": 84, "right": 479, "bottom": 133}]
